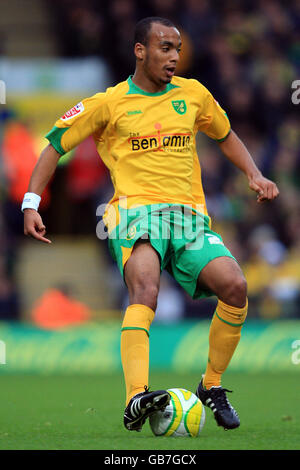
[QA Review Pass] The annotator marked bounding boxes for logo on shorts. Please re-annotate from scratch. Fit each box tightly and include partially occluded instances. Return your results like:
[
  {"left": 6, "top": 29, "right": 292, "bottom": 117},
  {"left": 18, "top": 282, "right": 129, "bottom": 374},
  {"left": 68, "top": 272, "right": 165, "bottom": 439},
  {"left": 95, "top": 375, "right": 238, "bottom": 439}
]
[
  {"left": 61, "top": 102, "right": 84, "bottom": 121},
  {"left": 126, "top": 225, "right": 136, "bottom": 240},
  {"left": 172, "top": 100, "right": 187, "bottom": 115},
  {"left": 205, "top": 234, "right": 224, "bottom": 245}
]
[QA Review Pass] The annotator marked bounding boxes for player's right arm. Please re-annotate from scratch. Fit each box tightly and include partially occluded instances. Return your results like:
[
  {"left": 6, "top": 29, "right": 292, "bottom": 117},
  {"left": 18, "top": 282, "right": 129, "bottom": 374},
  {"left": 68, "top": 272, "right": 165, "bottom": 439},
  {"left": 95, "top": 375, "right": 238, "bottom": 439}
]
[
  {"left": 22, "top": 92, "right": 111, "bottom": 243},
  {"left": 23, "top": 144, "right": 61, "bottom": 244}
]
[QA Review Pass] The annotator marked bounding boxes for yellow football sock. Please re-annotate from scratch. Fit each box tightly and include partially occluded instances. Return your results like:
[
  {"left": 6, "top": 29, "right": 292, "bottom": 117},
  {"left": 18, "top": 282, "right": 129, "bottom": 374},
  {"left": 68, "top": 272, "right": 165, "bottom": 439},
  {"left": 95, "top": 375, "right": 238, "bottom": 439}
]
[
  {"left": 121, "top": 304, "right": 155, "bottom": 405},
  {"left": 203, "top": 299, "right": 248, "bottom": 390}
]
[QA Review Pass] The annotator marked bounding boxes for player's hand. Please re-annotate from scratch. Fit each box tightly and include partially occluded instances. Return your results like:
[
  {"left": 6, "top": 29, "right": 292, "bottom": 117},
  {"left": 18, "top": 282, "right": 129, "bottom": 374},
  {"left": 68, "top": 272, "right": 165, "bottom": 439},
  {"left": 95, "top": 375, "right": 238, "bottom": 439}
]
[
  {"left": 24, "top": 209, "right": 52, "bottom": 244},
  {"left": 248, "top": 173, "right": 279, "bottom": 203}
]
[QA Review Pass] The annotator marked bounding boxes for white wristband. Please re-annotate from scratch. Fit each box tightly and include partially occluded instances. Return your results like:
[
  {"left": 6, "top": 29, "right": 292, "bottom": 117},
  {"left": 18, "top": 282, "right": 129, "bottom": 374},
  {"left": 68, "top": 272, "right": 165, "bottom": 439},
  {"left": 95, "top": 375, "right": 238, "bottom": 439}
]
[{"left": 21, "top": 192, "right": 41, "bottom": 212}]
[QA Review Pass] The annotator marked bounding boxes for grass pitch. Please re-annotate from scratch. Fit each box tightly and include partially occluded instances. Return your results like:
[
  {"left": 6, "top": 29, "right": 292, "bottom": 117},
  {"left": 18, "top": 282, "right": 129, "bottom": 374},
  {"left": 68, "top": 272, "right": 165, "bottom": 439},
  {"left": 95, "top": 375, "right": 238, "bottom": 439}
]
[{"left": 0, "top": 372, "right": 299, "bottom": 450}]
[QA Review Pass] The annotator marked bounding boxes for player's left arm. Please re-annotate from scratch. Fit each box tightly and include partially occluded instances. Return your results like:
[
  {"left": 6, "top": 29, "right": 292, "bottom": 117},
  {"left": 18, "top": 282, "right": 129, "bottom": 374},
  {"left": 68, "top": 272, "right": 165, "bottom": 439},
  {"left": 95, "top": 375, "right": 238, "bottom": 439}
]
[{"left": 218, "top": 130, "right": 279, "bottom": 203}]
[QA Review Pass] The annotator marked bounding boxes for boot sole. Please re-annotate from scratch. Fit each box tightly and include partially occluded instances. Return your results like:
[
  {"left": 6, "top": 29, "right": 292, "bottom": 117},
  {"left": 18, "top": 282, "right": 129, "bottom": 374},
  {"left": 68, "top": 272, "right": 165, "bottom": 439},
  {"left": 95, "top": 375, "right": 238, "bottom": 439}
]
[{"left": 125, "top": 392, "right": 171, "bottom": 431}]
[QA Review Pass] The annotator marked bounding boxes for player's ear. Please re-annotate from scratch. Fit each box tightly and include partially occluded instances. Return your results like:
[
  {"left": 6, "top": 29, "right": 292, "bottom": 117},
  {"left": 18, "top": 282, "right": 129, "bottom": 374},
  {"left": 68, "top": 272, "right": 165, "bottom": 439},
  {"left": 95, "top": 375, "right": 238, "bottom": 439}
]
[{"left": 134, "top": 43, "right": 145, "bottom": 61}]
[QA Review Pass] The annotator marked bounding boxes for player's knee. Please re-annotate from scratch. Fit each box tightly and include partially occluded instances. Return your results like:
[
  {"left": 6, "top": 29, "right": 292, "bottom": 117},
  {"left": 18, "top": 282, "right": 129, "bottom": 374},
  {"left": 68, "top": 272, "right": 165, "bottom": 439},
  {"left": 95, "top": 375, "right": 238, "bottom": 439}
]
[
  {"left": 221, "top": 275, "right": 247, "bottom": 308},
  {"left": 128, "top": 280, "right": 159, "bottom": 312}
]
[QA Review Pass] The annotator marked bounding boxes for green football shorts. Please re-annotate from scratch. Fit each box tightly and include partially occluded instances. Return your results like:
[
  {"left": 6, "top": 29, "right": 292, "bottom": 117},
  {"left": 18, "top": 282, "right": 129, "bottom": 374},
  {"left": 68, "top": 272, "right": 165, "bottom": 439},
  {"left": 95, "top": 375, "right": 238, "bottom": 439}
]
[{"left": 108, "top": 203, "right": 236, "bottom": 299}]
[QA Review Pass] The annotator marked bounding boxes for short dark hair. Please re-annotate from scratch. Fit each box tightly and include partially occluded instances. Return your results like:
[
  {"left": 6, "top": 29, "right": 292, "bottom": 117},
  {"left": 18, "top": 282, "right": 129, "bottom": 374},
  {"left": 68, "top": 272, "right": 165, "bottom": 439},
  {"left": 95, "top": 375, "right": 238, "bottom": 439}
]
[{"left": 134, "top": 17, "right": 176, "bottom": 46}]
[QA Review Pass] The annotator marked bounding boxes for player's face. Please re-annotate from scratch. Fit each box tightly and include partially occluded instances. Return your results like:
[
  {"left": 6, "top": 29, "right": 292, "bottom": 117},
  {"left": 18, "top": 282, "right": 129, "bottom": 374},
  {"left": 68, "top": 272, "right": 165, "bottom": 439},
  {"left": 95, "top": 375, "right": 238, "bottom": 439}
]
[{"left": 142, "top": 24, "right": 181, "bottom": 86}]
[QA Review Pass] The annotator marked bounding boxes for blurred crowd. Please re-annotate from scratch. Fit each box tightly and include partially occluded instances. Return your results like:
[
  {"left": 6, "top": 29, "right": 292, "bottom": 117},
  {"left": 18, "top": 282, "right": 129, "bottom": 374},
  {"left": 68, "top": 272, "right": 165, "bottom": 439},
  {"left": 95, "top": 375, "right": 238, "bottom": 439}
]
[{"left": 0, "top": 0, "right": 299, "bottom": 322}]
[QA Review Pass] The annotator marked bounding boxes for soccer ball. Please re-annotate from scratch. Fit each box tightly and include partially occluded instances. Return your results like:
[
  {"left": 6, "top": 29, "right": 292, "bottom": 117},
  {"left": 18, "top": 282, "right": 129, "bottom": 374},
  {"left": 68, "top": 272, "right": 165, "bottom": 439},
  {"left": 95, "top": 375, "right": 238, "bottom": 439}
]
[{"left": 149, "top": 388, "right": 205, "bottom": 437}]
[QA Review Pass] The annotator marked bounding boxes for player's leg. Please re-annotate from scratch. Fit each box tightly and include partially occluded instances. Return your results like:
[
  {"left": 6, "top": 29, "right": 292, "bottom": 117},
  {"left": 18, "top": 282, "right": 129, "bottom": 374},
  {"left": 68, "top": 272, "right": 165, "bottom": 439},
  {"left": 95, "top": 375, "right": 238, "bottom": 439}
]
[
  {"left": 122, "top": 239, "right": 160, "bottom": 405},
  {"left": 197, "top": 255, "right": 247, "bottom": 308},
  {"left": 195, "top": 256, "right": 247, "bottom": 429},
  {"left": 197, "top": 256, "right": 247, "bottom": 389},
  {"left": 124, "top": 239, "right": 161, "bottom": 311},
  {"left": 167, "top": 210, "right": 246, "bottom": 428},
  {"left": 122, "top": 240, "right": 170, "bottom": 431}
]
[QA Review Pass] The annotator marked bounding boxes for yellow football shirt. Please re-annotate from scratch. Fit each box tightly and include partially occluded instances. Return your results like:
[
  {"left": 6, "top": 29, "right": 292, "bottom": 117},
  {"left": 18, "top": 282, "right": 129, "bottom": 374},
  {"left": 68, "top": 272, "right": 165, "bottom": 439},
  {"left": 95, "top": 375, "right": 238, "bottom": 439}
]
[{"left": 46, "top": 75, "right": 230, "bottom": 222}]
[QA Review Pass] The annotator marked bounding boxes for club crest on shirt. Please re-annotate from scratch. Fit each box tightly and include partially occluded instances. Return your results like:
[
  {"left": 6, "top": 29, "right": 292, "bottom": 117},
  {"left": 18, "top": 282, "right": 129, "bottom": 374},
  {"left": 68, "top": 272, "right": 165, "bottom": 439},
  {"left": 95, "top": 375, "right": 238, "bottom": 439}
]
[
  {"left": 61, "top": 102, "right": 84, "bottom": 121},
  {"left": 172, "top": 100, "right": 187, "bottom": 115}
]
